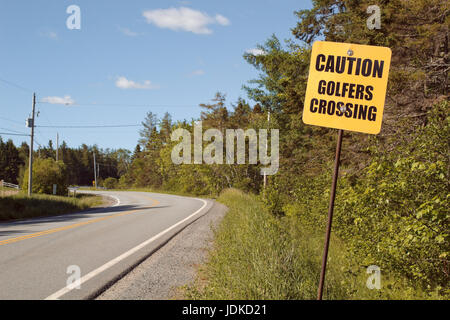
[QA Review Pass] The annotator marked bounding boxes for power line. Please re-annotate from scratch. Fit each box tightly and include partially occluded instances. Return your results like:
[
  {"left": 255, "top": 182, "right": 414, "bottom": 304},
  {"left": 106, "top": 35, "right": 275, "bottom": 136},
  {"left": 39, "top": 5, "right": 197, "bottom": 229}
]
[
  {"left": 0, "top": 77, "right": 33, "bottom": 93},
  {"left": 37, "top": 101, "right": 197, "bottom": 108},
  {"left": 0, "top": 132, "right": 30, "bottom": 137},
  {"left": 0, "top": 127, "right": 28, "bottom": 135},
  {"left": 34, "top": 138, "right": 42, "bottom": 148},
  {"left": 36, "top": 107, "right": 53, "bottom": 127},
  {"left": 34, "top": 130, "right": 46, "bottom": 148},
  {"left": 36, "top": 124, "right": 141, "bottom": 128},
  {"left": 0, "top": 116, "right": 23, "bottom": 125}
]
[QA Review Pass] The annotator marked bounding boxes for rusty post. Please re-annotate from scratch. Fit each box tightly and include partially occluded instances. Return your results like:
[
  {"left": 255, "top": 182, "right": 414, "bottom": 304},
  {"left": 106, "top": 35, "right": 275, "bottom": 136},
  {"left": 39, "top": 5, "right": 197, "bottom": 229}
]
[{"left": 318, "top": 129, "right": 344, "bottom": 300}]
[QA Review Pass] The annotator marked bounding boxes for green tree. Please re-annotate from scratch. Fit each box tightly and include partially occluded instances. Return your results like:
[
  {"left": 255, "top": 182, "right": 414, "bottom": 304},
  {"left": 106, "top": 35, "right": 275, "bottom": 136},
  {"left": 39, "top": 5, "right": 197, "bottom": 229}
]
[
  {"left": 103, "top": 177, "right": 118, "bottom": 190},
  {"left": 160, "top": 112, "right": 172, "bottom": 144},
  {"left": 21, "top": 158, "right": 68, "bottom": 195},
  {"left": 0, "top": 138, "right": 23, "bottom": 184},
  {"left": 200, "top": 92, "right": 229, "bottom": 131}
]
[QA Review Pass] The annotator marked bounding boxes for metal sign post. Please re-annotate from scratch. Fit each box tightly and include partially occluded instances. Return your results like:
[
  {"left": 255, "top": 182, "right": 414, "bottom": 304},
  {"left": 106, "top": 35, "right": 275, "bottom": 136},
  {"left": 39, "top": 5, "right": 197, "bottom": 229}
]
[{"left": 317, "top": 129, "right": 343, "bottom": 300}]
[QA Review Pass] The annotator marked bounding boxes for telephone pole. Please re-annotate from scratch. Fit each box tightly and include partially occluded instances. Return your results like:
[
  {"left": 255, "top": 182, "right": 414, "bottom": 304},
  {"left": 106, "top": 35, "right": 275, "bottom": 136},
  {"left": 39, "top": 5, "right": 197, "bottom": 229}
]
[
  {"left": 93, "top": 153, "right": 97, "bottom": 188},
  {"left": 56, "top": 133, "right": 59, "bottom": 162},
  {"left": 27, "top": 93, "right": 36, "bottom": 197}
]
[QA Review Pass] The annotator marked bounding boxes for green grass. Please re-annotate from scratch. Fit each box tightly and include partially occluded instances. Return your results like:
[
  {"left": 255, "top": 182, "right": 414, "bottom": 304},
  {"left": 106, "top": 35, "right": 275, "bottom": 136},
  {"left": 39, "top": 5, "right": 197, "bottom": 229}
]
[
  {"left": 184, "top": 189, "right": 444, "bottom": 300},
  {"left": 0, "top": 192, "right": 105, "bottom": 222}
]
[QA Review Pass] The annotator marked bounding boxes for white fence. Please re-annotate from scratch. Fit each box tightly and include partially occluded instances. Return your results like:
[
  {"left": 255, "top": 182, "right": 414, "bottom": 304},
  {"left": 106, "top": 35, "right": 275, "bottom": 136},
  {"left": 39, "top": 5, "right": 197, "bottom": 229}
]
[{"left": 0, "top": 180, "right": 20, "bottom": 189}]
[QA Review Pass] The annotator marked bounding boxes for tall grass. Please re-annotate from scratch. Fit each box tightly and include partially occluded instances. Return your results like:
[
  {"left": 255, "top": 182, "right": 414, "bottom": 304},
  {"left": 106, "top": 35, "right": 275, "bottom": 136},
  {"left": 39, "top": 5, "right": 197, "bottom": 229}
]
[
  {"left": 185, "top": 189, "right": 443, "bottom": 300},
  {"left": 0, "top": 192, "right": 104, "bottom": 221}
]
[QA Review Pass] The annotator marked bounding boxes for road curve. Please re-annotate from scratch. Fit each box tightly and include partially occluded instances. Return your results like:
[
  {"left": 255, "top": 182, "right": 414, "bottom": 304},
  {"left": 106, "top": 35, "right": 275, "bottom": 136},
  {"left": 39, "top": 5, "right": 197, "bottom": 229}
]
[{"left": 0, "top": 191, "right": 213, "bottom": 300}]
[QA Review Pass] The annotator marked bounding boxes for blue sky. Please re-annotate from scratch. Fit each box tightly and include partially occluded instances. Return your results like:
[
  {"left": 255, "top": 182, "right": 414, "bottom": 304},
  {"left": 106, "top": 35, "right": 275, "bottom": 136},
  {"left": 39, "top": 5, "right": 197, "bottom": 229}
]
[{"left": 0, "top": 0, "right": 311, "bottom": 151}]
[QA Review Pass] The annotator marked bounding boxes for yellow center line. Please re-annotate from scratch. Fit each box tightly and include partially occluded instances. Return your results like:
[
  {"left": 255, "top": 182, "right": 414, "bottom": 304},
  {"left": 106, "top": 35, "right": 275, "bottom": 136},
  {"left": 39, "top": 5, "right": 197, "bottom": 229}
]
[{"left": 0, "top": 197, "right": 160, "bottom": 247}]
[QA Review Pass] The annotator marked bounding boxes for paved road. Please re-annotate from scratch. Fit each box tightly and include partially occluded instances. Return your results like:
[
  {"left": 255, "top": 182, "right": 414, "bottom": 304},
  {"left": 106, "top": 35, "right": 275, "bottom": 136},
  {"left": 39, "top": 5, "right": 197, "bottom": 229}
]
[{"left": 0, "top": 191, "right": 213, "bottom": 300}]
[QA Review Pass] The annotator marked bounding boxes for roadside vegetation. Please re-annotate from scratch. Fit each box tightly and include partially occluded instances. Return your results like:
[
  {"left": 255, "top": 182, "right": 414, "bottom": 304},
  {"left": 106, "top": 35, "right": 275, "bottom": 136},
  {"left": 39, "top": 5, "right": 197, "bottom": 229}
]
[
  {"left": 0, "top": 192, "right": 104, "bottom": 222},
  {"left": 184, "top": 101, "right": 448, "bottom": 300},
  {"left": 0, "top": 156, "right": 106, "bottom": 222},
  {"left": 185, "top": 189, "right": 445, "bottom": 300},
  {"left": 182, "top": 0, "right": 448, "bottom": 299}
]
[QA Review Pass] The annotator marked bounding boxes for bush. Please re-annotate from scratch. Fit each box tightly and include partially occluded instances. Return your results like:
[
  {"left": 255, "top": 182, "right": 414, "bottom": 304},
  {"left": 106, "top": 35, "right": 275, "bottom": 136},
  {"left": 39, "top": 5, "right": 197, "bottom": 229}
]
[
  {"left": 103, "top": 177, "right": 118, "bottom": 189},
  {"left": 21, "top": 158, "right": 68, "bottom": 196},
  {"left": 261, "top": 183, "right": 286, "bottom": 216},
  {"left": 335, "top": 102, "right": 449, "bottom": 293},
  {"left": 186, "top": 188, "right": 445, "bottom": 300}
]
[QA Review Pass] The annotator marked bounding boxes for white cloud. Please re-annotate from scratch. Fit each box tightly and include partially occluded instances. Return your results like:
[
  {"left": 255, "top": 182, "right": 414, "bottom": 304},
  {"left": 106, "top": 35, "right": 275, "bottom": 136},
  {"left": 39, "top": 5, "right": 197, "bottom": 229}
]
[
  {"left": 115, "top": 77, "right": 159, "bottom": 90},
  {"left": 41, "top": 96, "right": 75, "bottom": 105},
  {"left": 142, "top": 7, "right": 230, "bottom": 34},
  {"left": 118, "top": 27, "right": 140, "bottom": 37},
  {"left": 245, "top": 48, "right": 267, "bottom": 56},
  {"left": 189, "top": 69, "right": 205, "bottom": 76},
  {"left": 215, "top": 14, "right": 230, "bottom": 26},
  {"left": 40, "top": 31, "right": 58, "bottom": 40}
]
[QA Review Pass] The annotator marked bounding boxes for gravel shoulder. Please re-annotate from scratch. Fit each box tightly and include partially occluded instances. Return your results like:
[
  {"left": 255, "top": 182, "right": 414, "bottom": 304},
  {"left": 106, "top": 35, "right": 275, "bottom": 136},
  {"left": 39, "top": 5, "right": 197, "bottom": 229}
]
[{"left": 95, "top": 201, "right": 227, "bottom": 300}]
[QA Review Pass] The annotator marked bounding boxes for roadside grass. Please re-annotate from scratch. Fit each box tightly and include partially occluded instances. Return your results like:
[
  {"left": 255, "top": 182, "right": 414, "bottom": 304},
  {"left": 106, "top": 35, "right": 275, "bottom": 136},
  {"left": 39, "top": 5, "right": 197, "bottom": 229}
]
[
  {"left": 184, "top": 189, "right": 443, "bottom": 300},
  {"left": 0, "top": 187, "right": 19, "bottom": 197},
  {"left": 0, "top": 192, "right": 105, "bottom": 222}
]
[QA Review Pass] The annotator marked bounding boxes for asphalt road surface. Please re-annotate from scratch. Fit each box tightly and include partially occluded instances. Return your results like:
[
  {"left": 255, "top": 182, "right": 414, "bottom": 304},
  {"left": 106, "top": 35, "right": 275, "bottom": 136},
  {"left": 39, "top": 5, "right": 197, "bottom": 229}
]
[{"left": 0, "top": 191, "right": 214, "bottom": 300}]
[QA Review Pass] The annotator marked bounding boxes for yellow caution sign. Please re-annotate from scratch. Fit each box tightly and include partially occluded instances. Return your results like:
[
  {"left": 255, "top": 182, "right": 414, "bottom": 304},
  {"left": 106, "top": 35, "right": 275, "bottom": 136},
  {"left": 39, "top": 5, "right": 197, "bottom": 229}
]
[{"left": 303, "top": 41, "right": 391, "bottom": 134}]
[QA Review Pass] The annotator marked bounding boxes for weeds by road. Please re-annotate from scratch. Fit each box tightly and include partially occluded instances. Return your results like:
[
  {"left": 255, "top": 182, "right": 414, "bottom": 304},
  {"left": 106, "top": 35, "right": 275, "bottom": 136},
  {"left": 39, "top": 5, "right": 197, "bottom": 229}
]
[
  {"left": 0, "top": 192, "right": 105, "bottom": 222},
  {"left": 185, "top": 189, "right": 444, "bottom": 300}
]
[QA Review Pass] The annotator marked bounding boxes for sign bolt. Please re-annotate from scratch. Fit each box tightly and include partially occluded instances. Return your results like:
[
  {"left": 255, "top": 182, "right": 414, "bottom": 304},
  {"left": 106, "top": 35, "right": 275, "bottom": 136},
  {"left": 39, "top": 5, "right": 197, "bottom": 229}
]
[{"left": 347, "top": 49, "right": 354, "bottom": 56}]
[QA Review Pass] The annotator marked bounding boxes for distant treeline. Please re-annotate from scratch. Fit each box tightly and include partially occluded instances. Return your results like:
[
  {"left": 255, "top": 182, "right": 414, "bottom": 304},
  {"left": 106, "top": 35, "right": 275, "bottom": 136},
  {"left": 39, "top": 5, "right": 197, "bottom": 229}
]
[
  {"left": 0, "top": 137, "right": 130, "bottom": 187},
  {"left": 116, "top": 99, "right": 268, "bottom": 194}
]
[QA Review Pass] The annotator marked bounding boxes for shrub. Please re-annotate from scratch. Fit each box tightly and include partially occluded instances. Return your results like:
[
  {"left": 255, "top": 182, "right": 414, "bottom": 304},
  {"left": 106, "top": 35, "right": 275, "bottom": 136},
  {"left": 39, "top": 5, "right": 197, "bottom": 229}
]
[
  {"left": 103, "top": 177, "right": 118, "bottom": 189},
  {"left": 335, "top": 101, "right": 449, "bottom": 292},
  {"left": 21, "top": 158, "right": 68, "bottom": 196},
  {"left": 261, "top": 183, "right": 286, "bottom": 216}
]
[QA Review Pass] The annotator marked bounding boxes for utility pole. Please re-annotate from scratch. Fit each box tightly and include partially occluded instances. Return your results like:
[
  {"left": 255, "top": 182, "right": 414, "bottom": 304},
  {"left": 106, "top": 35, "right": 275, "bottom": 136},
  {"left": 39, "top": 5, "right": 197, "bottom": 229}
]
[
  {"left": 27, "top": 93, "right": 36, "bottom": 197},
  {"left": 93, "top": 153, "right": 97, "bottom": 189},
  {"left": 56, "top": 133, "right": 59, "bottom": 162},
  {"left": 263, "top": 111, "right": 271, "bottom": 190}
]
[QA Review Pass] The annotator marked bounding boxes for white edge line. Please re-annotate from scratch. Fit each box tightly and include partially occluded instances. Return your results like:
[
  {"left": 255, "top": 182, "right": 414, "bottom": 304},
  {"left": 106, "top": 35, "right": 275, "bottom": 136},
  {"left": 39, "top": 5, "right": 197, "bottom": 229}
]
[
  {"left": 89, "top": 192, "right": 120, "bottom": 207},
  {"left": 45, "top": 198, "right": 208, "bottom": 300},
  {"left": 109, "top": 195, "right": 121, "bottom": 207}
]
